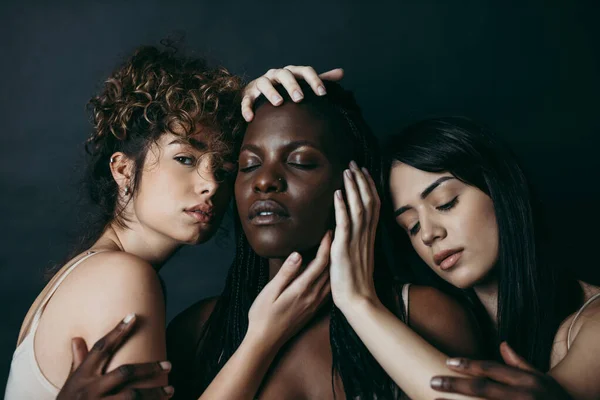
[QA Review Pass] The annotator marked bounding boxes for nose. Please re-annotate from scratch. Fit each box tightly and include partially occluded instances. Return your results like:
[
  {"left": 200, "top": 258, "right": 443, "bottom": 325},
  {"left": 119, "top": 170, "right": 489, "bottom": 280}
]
[
  {"left": 253, "top": 165, "right": 286, "bottom": 194},
  {"left": 420, "top": 214, "right": 446, "bottom": 247},
  {"left": 194, "top": 155, "right": 221, "bottom": 196}
]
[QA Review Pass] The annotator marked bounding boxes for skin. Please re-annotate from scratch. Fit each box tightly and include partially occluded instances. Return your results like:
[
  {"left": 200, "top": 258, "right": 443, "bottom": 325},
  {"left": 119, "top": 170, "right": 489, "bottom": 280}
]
[
  {"left": 17, "top": 129, "right": 231, "bottom": 391},
  {"left": 389, "top": 164, "right": 499, "bottom": 291},
  {"left": 13, "top": 67, "right": 342, "bottom": 399},
  {"left": 388, "top": 162, "right": 600, "bottom": 399},
  {"left": 168, "top": 100, "right": 484, "bottom": 399}
]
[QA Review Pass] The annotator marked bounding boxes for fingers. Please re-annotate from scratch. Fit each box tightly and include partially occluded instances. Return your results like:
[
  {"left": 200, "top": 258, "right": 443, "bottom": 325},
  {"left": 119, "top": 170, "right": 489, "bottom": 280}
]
[
  {"left": 241, "top": 94, "right": 255, "bottom": 122},
  {"left": 70, "top": 337, "right": 89, "bottom": 373},
  {"left": 84, "top": 313, "right": 137, "bottom": 374},
  {"left": 255, "top": 76, "right": 284, "bottom": 106},
  {"left": 98, "top": 361, "right": 172, "bottom": 395},
  {"left": 431, "top": 375, "right": 519, "bottom": 399},
  {"left": 241, "top": 66, "right": 343, "bottom": 122},
  {"left": 282, "top": 65, "right": 327, "bottom": 97},
  {"left": 348, "top": 162, "right": 380, "bottom": 230},
  {"left": 269, "top": 68, "right": 305, "bottom": 102},
  {"left": 318, "top": 68, "right": 344, "bottom": 82},
  {"left": 343, "top": 167, "right": 364, "bottom": 233},
  {"left": 105, "top": 385, "right": 174, "bottom": 400},
  {"left": 267, "top": 251, "right": 303, "bottom": 295},
  {"left": 333, "top": 189, "right": 350, "bottom": 245},
  {"left": 287, "top": 231, "right": 332, "bottom": 293},
  {"left": 500, "top": 342, "right": 537, "bottom": 373},
  {"left": 445, "top": 357, "right": 542, "bottom": 387}
]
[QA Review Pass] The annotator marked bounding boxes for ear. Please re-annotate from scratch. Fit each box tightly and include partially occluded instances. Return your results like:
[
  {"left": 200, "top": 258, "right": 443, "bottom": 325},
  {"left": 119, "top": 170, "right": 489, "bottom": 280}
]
[{"left": 109, "top": 152, "right": 134, "bottom": 193}]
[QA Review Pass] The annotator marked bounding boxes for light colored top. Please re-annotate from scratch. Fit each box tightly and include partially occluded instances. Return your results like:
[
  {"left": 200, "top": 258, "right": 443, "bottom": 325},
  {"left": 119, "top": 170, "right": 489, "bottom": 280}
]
[
  {"left": 4, "top": 250, "right": 105, "bottom": 400},
  {"left": 567, "top": 292, "right": 600, "bottom": 350}
]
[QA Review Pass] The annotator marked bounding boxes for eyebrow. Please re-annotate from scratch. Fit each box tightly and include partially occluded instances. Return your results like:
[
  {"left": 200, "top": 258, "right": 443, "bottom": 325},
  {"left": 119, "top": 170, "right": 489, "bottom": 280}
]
[
  {"left": 393, "top": 176, "right": 455, "bottom": 217},
  {"left": 239, "top": 140, "right": 320, "bottom": 154},
  {"left": 168, "top": 137, "right": 207, "bottom": 150}
]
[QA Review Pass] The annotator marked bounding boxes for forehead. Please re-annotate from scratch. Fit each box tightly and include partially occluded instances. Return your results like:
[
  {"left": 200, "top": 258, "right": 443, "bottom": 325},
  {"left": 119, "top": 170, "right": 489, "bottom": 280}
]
[
  {"left": 390, "top": 163, "right": 450, "bottom": 201},
  {"left": 244, "top": 102, "right": 336, "bottom": 152}
]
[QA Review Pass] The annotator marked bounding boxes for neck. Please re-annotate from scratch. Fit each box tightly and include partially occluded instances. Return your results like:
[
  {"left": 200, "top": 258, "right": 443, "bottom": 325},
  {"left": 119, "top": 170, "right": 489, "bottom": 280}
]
[
  {"left": 94, "top": 222, "right": 182, "bottom": 272},
  {"left": 473, "top": 277, "right": 499, "bottom": 327},
  {"left": 268, "top": 246, "right": 319, "bottom": 280}
]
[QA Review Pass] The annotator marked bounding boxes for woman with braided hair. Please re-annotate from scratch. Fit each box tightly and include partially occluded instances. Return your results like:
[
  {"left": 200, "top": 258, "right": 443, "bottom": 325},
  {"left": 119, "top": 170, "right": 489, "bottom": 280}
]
[
  {"left": 5, "top": 45, "right": 344, "bottom": 400},
  {"left": 167, "top": 80, "right": 485, "bottom": 399}
]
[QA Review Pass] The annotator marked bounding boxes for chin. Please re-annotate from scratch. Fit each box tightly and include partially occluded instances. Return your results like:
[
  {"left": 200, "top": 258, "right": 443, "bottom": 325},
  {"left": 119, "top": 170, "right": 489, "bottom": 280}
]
[
  {"left": 176, "top": 227, "right": 218, "bottom": 245},
  {"left": 445, "top": 268, "right": 487, "bottom": 289},
  {"left": 248, "top": 236, "right": 295, "bottom": 259}
]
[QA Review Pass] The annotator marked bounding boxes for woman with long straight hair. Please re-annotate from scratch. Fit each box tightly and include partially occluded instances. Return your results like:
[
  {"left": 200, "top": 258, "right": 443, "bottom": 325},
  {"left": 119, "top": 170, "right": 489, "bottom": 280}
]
[{"left": 368, "top": 117, "right": 600, "bottom": 399}]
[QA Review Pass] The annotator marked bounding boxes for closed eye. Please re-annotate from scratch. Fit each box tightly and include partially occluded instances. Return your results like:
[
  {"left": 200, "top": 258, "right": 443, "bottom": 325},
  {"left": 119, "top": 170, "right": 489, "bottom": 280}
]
[
  {"left": 409, "top": 222, "right": 420, "bottom": 236},
  {"left": 437, "top": 196, "right": 459, "bottom": 211},
  {"left": 288, "top": 162, "right": 317, "bottom": 170},
  {"left": 239, "top": 165, "right": 260, "bottom": 173}
]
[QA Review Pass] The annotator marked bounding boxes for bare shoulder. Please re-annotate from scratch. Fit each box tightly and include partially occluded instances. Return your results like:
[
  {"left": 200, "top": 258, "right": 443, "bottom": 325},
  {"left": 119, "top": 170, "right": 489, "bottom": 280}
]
[
  {"left": 550, "top": 294, "right": 600, "bottom": 398},
  {"left": 36, "top": 250, "right": 167, "bottom": 387},
  {"left": 45, "top": 250, "right": 165, "bottom": 326},
  {"left": 407, "top": 285, "right": 484, "bottom": 358}
]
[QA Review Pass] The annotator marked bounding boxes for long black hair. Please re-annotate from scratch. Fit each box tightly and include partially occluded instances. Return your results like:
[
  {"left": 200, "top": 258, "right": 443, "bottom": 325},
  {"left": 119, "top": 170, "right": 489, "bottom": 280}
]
[
  {"left": 192, "top": 81, "right": 406, "bottom": 399},
  {"left": 383, "top": 116, "right": 582, "bottom": 371}
]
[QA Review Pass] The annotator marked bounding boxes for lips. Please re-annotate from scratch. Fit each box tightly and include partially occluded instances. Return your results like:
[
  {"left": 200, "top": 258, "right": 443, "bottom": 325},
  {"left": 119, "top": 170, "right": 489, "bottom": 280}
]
[
  {"left": 184, "top": 204, "right": 215, "bottom": 223},
  {"left": 433, "top": 248, "right": 464, "bottom": 270},
  {"left": 248, "top": 199, "right": 290, "bottom": 225}
]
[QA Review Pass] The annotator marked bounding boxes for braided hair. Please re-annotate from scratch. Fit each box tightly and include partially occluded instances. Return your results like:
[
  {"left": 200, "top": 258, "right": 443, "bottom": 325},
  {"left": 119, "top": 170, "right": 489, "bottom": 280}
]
[{"left": 193, "top": 81, "right": 405, "bottom": 399}]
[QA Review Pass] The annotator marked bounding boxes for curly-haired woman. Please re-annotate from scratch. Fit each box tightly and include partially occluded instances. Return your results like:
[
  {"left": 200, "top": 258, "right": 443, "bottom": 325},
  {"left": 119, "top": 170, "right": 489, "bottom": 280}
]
[{"left": 4, "top": 46, "right": 342, "bottom": 400}]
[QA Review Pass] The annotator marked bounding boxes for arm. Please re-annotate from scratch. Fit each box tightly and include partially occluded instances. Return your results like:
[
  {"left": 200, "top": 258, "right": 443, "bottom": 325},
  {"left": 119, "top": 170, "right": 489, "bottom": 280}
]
[
  {"left": 330, "top": 162, "right": 483, "bottom": 400},
  {"left": 58, "top": 315, "right": 173, "bottom": 399},
  {"left": 426, "top": 300, "right": 600, "bottom": 399},
  {"left": 168, "top": 232, "right": 333, "bottom": 400},
  {"left": 57, "top": 252, "right": 168, "bottom": 388}
]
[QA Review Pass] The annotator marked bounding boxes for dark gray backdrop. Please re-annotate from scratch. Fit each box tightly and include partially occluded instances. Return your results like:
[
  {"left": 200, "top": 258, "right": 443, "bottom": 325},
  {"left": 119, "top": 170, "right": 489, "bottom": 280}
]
[{"left": 2, "top": 0, "right": 599, "bottom": 389}]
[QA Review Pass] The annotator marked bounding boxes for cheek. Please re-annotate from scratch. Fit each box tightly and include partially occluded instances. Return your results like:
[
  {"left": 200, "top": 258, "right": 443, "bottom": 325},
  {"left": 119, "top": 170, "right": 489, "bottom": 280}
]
[{"left": 135, "top": 168, "right": 186, "bottom": 215}]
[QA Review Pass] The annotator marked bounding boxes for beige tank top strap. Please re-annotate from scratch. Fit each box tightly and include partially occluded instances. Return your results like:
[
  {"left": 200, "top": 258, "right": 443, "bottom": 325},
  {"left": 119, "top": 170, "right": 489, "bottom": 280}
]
[
  {"left": 401, "top": 283, "right": 411, "bottom": 325},
  {"left": 567, "top": 292, "right": 600, "bottom": 350},
  {"left": 28, "top": 250, "right": 108, "bottom": 333}
]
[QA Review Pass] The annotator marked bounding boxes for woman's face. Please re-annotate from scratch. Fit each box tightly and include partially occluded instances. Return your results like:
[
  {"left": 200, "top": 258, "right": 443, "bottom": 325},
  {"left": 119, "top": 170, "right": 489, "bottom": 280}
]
[
  {"left": 389, "top": 163, "right": 499, "bottom": 289},
  {"left": 235, "top": 102, "right": 344, "bottom": 259},
  {"left": 130, "top": 130, "right": 235, "bottom": 245}
]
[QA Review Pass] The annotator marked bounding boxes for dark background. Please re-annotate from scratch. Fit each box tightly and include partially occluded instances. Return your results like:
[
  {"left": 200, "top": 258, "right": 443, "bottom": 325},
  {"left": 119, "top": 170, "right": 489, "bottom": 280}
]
[{"left": 1, "top": 0, "right": 599, "bottom": 389}]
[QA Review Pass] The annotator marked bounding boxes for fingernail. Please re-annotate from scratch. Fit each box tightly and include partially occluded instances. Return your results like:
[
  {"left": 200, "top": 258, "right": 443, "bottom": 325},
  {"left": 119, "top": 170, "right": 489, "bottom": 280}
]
[
  {"left": 289, "top": 252, "right": 301, "bottom": 262},
  {"left": 430, "top": 377, "right": 443, "bottom": 388},
  {"left": 335, "top": 189, "right": 343, "bottom": 199},
  {"left": 160, "top": 361, "right": 172, "bottom": 370},
  {"left": 318, "top": 85, "right": 326, "bottom": 95},
  {"left": 361, "top": 167, "right": 370, "bottom": 176},
  {"left": 292, "top": 90, "right": 303, "bottom": 101},
  {"left": 123, "top": 313, "right": 135, "bottom": 324},
  {"left": 446, "top": 358, "right": 462, "bottom": 367},
  {"left": 163, "top": 386, "right": 175, "bottom": 396},
  {"left": 271, "top": 95, "right": 283, "bottom": 104},
  {"left": 344, "top": 169, "right": 352, "bottom": 178},
  {"left": 349, "top": 160, "right": 358, "bottom": 169}
]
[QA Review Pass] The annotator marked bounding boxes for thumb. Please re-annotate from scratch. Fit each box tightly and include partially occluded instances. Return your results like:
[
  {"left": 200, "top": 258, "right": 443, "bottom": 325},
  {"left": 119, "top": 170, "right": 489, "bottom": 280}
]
[
  {"left": 500, "top": 341, "right": 537, "bottom": 373},
  {"left": 70, "top": 337, "right": 89, "bottom": 373},
  {"left": 267, "top": 252, "right": 303, "bottom": 295}
]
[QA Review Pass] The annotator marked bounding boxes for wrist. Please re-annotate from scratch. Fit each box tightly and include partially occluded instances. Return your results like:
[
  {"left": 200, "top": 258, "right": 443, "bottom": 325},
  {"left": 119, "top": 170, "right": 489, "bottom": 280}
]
[
  {"left": 241, "top": 328, "right": 283, "bottom": 360},
  {"left": 335, "top": 292, "right": 383, "bottom": 317}
]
